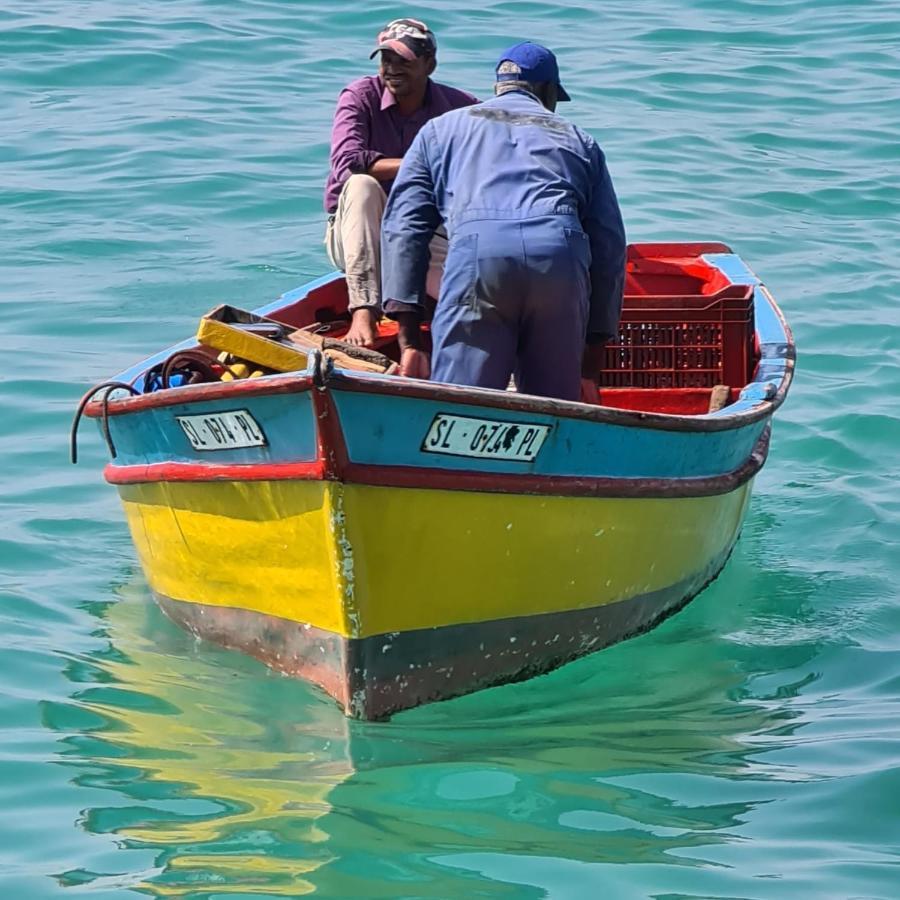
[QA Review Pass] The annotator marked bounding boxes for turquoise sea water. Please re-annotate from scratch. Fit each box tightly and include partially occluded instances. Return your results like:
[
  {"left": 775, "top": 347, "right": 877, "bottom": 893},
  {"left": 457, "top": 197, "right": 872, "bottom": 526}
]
[{"left": 3, "top": 0, "right": 899, "bottom": 896}]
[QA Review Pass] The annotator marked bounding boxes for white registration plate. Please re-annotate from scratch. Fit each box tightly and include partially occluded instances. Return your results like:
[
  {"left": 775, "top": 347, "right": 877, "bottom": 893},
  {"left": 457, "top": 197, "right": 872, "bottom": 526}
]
[
  {"left": 422, "top": 413, "right": 550, "bottom": 462},
  {"left": 176, "top": 409, "right": 267, "bottom": 451}
]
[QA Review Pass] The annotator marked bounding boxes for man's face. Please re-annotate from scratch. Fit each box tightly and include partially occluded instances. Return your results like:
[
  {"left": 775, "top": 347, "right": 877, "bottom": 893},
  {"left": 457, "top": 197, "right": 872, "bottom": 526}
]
[{"left": 378, "top": 49, "right": 434, "bottom": 98}]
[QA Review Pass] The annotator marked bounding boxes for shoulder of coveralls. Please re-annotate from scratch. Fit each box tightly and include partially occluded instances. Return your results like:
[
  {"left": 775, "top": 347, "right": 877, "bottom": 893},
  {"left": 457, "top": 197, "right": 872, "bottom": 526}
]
[
  {"left": 572, "top": 123, "right": 609, "bottom": 168},
  {"left": 478, "top": 91, "right": 584, "bottom": 137},
  {"left": 417, "top": 103, "right": 475, "bottom": 147},
  {"left": 563, "top": 116, "right": 602, "bottom": 151}
]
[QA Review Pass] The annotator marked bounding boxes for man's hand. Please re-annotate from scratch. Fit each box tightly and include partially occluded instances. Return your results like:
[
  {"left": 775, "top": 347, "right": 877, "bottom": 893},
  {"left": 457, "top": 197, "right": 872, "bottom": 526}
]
[
  {"left": 579, "top": 336, "right": 613, "bottom": 405},
  {"left": 581, "top": 339, "right": 609, "bottom": 383},
  {"left": 579, "top": 377, "right": 599, "bottom": 404},
  {"left": 392, "top": 309, "right": 429, "bottom": 379},
  {"left": 399, "top": 347, "right": 430, "bottom": 380}
]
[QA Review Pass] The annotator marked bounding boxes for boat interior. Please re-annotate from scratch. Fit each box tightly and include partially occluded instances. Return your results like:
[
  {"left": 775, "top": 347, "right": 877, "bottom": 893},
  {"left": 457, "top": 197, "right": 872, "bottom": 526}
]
[{"left": 138, "top": 244, "right": 761, "bottom": 418}]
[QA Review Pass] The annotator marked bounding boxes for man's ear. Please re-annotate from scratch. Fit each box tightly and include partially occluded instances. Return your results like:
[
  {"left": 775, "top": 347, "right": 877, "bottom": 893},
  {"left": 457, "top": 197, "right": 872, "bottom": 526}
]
[{"left": 425, "top": 54, "right": 437, "bottom": 76}]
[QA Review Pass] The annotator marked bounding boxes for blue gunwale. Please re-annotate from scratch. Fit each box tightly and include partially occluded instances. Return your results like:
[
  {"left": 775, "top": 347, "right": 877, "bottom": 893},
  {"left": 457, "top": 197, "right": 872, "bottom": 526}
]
[
  {"left": 91, "top": 247, "right": 793, "bottom": 486},
  {"left": 103, "top": 250, "right": 793, "bottom": 430}
]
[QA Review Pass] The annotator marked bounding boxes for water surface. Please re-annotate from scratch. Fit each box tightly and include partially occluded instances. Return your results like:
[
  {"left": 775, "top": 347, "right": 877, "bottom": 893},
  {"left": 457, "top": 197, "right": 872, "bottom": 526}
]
[{"left": 2, "top": 1, "right": 899, "bottom": 897}]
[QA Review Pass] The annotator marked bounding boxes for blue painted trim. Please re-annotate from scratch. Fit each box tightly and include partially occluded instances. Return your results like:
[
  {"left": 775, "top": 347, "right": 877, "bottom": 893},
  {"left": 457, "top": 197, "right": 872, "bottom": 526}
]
[
  {"left": 332, "top": 390, "right": 766, "bottom": 479},
  {"left": 101, "top": 392, "right": 319, "bottom": 466},
  {"left": 702, "top": 253, "right": 761, "bottom": 286},
  {"left": 694, "top": 254, "right": 791, "bottom": 420}
]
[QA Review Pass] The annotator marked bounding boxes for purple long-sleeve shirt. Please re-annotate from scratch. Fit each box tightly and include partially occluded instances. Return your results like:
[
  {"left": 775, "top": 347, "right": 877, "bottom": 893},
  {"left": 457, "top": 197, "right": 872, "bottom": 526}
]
[{"left": 324, "top": 75, "right": 477, "bottom": 214}]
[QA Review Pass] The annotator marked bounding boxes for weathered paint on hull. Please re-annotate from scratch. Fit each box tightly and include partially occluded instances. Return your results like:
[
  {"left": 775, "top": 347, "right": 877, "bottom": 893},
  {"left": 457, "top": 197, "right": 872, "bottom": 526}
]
[
  {"left": 117, "top": 480, "right": 752, "bottom": 634},
  {"left": 155, "top": 535, "right": 737, "bottom": 720},
  {"left": 117, "top": 477, "right": 753, "bottom": 718}
]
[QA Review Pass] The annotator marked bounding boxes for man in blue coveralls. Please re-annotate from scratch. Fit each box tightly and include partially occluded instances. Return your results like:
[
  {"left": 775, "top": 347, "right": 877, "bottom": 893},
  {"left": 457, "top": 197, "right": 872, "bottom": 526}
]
[{"left": 380, "top": 41, "right": 626, "bottom": 401}]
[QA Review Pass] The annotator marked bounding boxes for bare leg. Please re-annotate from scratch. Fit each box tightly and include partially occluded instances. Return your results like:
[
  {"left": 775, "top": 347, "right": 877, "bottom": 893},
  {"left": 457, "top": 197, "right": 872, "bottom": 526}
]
[{"left": 325, "top": 174, "right": 386, "bottom": 347}]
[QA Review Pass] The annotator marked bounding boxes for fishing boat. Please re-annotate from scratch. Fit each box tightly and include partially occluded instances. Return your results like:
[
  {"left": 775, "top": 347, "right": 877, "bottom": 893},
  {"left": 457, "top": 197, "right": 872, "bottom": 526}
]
[{"left": 74, "top": 242, "right": 794, "bottom": 720}]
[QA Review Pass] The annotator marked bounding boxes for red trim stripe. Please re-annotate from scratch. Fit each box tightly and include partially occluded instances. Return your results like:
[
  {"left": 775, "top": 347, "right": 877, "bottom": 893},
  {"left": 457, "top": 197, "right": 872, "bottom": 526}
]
[
  {"left": 104, "top": 427, "right": 768, "bottom": 497},
  {"left": 85, "top": 374, "right": 314, "bottom": 418},
  {"left": 312, "top": 387, "right": 349, "bottom": 480},
  {"left": 105, "top": 459, "right": 325, "bottom": 485},
  {"left": 344, "top": 425, "right": 768, "bottom": 498}
]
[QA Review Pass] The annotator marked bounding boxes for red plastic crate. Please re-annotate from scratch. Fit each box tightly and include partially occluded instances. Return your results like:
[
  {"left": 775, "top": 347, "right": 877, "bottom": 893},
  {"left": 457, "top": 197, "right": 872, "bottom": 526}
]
[{"left": 599, "top": 245, "right": 757, "bottom": 389}]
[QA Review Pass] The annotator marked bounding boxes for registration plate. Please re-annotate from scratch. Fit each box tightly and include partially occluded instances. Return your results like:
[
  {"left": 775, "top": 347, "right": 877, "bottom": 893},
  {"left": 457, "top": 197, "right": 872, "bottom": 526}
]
[
  {"left": 176, "top": 409, "right": 267, "bottom": 451},
  {"left": 422, "top": 413, "right": 550, "bottom": 462}
]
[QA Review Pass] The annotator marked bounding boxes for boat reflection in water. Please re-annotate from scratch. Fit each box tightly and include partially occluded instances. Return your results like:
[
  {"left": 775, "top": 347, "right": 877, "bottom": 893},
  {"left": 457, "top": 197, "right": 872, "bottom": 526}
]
[
  {"left": 44, "top": 539, "right": 823, "bottom": 896},
  {"left": 47, "top": 576, "right": 351, "bottom": 895}
]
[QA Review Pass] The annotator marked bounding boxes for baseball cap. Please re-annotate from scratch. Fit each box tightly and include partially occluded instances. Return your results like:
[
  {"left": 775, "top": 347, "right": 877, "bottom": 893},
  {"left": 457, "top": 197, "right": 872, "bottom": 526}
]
[
  {"left": 370, "top": 18, "right": 437, "bottom": 61},
  {"left": 495, "top": 41, "right": 571, "bottom": 101}
]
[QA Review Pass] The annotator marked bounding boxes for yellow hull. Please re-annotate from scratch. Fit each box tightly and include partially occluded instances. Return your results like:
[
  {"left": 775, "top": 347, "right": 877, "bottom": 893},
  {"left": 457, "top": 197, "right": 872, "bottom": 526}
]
[
  {"left": 118, "top": 479, "right": 752, "bottom": 640},
  {"left": 117, "top": 477, "right": 752, "bottom": 717}
]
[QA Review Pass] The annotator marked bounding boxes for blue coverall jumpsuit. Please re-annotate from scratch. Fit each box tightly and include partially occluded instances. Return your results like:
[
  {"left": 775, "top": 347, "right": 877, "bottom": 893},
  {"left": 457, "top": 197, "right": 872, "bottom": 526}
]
[{"left": 381, "top": 89, "right": 626, "bottom": 401}]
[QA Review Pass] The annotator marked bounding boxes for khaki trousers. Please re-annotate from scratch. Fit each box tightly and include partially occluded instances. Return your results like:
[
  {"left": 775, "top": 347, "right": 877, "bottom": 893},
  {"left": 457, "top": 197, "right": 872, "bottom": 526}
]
[{"left": 324, "top": 174, "right": 448, "bottom": 314}]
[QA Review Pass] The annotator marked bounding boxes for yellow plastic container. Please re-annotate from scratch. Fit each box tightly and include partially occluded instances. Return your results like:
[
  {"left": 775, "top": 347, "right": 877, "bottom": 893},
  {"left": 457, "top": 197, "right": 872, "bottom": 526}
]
[{"left": 196, "top": 306, "right": 309, "bottom": 373}]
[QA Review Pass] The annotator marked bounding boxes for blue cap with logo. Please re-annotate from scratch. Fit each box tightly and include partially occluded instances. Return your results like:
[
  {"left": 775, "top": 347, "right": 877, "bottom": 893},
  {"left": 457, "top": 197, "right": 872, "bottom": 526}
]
[{"left": 495, "top": 41, "right": 571, "bottom": 101}]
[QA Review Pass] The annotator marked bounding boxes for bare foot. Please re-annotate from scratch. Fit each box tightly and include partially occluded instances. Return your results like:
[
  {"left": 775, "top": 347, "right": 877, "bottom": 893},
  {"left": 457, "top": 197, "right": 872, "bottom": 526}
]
[{"left": 344, "top": 308, "right": 379, "bottom": 347}]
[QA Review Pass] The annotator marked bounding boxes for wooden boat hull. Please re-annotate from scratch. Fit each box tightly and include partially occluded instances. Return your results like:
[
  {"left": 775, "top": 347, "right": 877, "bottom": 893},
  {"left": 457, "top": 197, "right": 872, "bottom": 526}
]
[
  {"left": 86, "top": 244, "right": 793, "bottom": 719},
  {"left": 120, "top": 474, "right": 754, "bottom": 719}
]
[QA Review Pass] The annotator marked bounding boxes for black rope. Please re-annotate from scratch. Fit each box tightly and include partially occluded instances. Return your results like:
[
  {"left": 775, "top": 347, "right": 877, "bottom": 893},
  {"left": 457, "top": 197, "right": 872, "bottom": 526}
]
[
  {"left": 70, "top": 381, "right": 139, "bottom": 464},
  {"left": 70, "top": 347, "right": 259, "bottom": 463},
  {"left": 161, "top": 350, "right": 220, "bottom": 388}
]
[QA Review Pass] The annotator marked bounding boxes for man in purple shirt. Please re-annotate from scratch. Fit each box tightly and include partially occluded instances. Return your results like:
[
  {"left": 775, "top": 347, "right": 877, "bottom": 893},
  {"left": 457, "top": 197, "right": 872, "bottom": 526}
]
[{"left": 324, "top": 18, "right": 477, "bottom": 346}]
